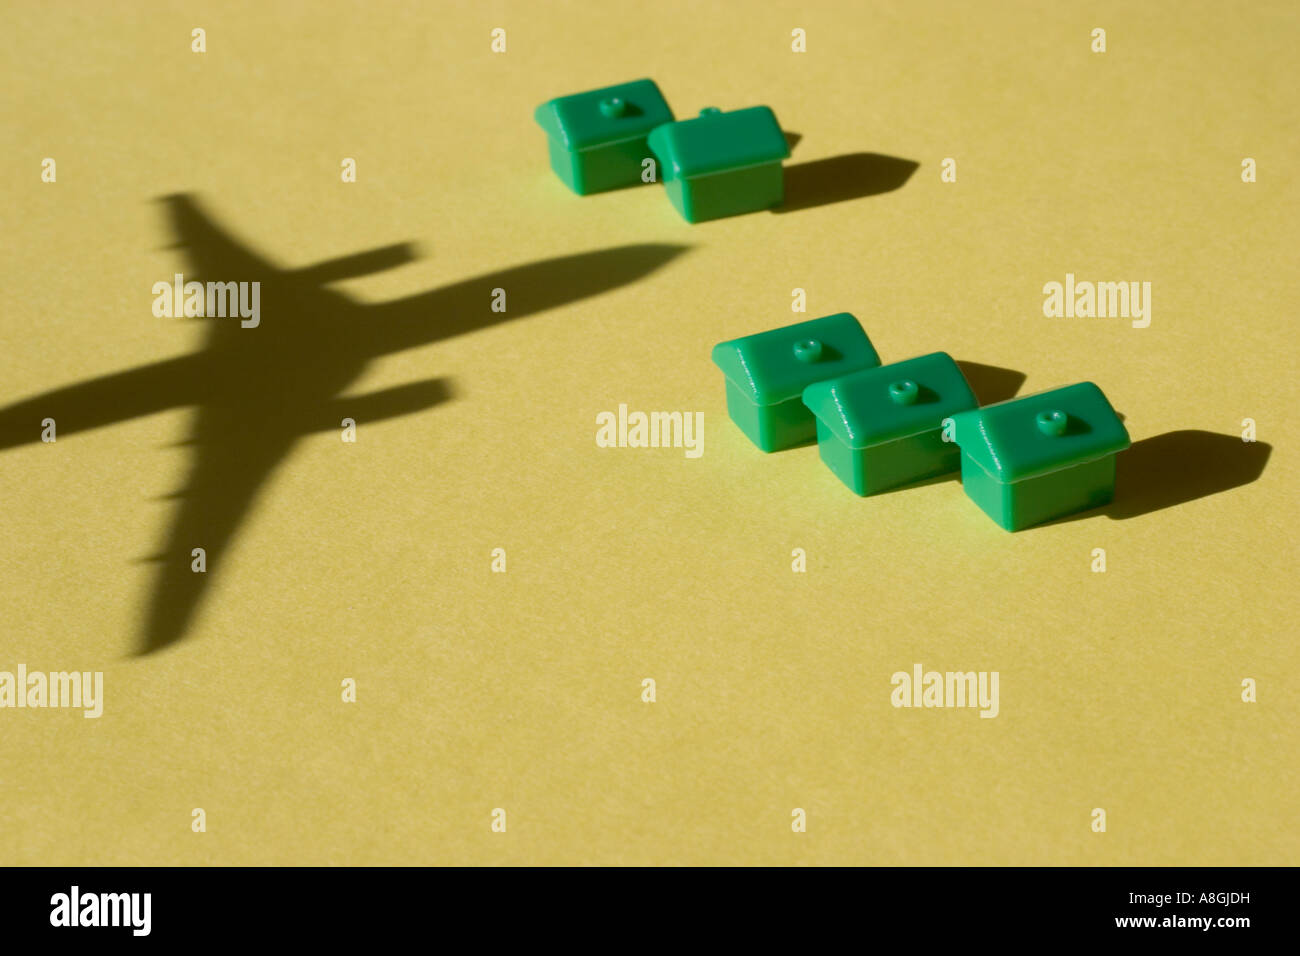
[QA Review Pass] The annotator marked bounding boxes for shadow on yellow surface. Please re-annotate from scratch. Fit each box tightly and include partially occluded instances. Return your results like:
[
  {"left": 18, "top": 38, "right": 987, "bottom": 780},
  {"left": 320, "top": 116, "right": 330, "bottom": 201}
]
[
  {"left": 1030, "top": 430, "right": 1272, "bottom": 528},
  {"left": 956, "top": 360, "right": 1027, "bottom": 406},
  {"left": 0, "top": 194, "right": 689, "bottom": 655},
  {"left": 1109, "top": 430, "right": 1272, "bottom": 519},
  {"left": 777, "top": 152, "right": 920, "bottom": 213}
]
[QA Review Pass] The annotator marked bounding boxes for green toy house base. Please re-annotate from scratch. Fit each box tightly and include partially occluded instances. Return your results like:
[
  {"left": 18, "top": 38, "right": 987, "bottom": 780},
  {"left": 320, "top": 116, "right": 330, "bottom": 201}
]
[
  {"left": 814, "top": 423, "right": 960, "bottom": 496},
  {"left": 545, "top": 135, "right": 659, "bottom": 195},
  {"left": 662, "top": 160, "right": 784, "bottom": 223},
  {"left": 960, "top": 455, "right": 1117, "bottom": 531},
  {"left": 945, "top": 382, "right": 1130, "bottom": 531},
  {"left": 725, "top": 382, "right": 817, "bottom": 452}
]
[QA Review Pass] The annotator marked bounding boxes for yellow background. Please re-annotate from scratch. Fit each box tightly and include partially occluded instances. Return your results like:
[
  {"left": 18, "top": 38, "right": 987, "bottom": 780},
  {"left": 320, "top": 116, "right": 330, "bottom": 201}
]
[{"left": 2, "top": 0, "right": 1296, "bottom": 865}]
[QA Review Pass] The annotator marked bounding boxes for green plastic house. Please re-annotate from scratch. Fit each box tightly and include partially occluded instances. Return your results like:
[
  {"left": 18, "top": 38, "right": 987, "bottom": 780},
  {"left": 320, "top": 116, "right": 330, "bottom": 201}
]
[
  {"left": 712, "top": 313, "right": 881, "bottom": 452},
  {"left": 801, "top": 352, "right": 978, "bottom": 496},
  {"left": 647, "top": 106, "right": 790, "bottom": 222},
  {"left": 534, "top": 79, "right": 674, "bottom": 195},
  {"left": 944, "top": 382, "right": 1131, "bottom": 531}
]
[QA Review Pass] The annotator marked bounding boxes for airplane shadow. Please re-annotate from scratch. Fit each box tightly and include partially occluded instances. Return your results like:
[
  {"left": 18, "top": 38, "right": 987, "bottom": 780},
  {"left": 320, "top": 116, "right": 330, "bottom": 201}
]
[{"left": 0, "top": 194, "right": 688, "bottom": 655}]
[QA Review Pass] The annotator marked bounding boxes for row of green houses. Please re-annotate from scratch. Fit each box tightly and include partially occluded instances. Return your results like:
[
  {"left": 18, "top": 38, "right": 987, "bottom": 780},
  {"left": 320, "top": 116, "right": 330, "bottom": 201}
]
[{"left": 712, "top": 313, "right": 1131, "bottom": 531}]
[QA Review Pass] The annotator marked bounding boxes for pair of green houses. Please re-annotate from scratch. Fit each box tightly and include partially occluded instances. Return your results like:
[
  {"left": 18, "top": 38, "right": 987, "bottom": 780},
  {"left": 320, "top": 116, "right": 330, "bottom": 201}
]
[
  {"left": 712, "top": 314, "right": 1131, "bottom": 531},
  {"left": 534, "top": 78, "right": 790, "bottom": 222}
]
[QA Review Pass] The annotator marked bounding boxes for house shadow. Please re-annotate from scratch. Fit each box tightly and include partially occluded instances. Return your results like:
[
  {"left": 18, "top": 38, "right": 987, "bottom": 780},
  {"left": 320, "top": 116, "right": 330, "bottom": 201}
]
[
  {"left": 776, "top": 153, "right": 919, "bottom": 214},
  {"left": 0, "top": 194, "right": 689, "bottom": 655},
  {"left": 1109, "top": 430, "right": 1272, "bottom": 519},
  {"left": 1034, "top": 430, "right": 1271, "bottom": 527},
  {"left": 955, "top": 361, "right": 1027, "bottom": 406}
]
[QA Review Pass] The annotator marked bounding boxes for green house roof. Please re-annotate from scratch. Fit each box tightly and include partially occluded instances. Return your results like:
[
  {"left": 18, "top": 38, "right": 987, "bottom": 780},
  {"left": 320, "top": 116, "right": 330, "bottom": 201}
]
[
  {"left": 534, "top": 79, "right": 674, "bottom": 151},
  {"left": 802, "top": 352, "right": 977, "bottom": 449},
  {"left": 945, "top": 382, "right": 1131, "bottom": 483},
  {"left": 648, "top": 106, "right": 789, "bottom": 180},
  {"left": 711, "top": 313, "right": 881, "bottom": 407}
]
